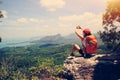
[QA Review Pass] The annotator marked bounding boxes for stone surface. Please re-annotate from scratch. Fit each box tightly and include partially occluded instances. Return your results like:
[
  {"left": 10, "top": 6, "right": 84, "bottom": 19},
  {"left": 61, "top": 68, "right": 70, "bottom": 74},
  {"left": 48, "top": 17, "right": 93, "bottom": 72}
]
[{"left": 64, "top": 53, "right": 120, "bottom": 80}]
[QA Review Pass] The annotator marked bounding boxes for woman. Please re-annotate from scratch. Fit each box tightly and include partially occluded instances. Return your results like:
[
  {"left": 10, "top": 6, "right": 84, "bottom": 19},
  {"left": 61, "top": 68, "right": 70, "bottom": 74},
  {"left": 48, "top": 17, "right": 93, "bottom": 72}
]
[{"left": 70, "top": 25, "right": 98, "bottom": 58}]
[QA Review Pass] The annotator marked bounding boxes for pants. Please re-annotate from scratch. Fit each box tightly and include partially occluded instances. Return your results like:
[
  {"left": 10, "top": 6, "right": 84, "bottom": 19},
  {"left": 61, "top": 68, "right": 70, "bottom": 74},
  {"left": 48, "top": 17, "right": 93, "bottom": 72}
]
[{"left": 79, "top": 49, "right": 92, "bottom": 58}]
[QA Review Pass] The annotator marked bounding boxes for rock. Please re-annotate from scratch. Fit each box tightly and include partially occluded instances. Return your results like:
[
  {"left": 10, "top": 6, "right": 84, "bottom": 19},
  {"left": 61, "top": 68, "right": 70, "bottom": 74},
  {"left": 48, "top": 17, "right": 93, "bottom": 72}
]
[{"left": 64, "top": 54, "right": 120, "bottom": 80}]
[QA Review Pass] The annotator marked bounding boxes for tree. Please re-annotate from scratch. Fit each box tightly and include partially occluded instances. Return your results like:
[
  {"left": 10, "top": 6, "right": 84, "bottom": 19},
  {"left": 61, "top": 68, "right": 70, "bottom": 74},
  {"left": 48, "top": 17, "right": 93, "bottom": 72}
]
[
  {"left": 0, "top": 11, "right": 3, "bottom": 18},
  {"left": 0, "top": 1, "right": 3, "bottom": 18},
  {"left": 100, "top": 0, "right": 120, "bottom": 50},
  {"left": 0, "top": 37, "right": 1, "bottom": 42},
  {"left": 0, "top": 10, "right": 3, "bottom": 42},
  {"left": 0, "top": 1, "right": 3, "bottom": 42}
]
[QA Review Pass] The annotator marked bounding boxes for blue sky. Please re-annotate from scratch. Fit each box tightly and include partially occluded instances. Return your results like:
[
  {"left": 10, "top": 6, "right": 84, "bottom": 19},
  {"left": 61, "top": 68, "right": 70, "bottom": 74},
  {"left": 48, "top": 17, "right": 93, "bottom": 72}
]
[{"left": 0, "top": 0, "right": 107, "bottom": 39}]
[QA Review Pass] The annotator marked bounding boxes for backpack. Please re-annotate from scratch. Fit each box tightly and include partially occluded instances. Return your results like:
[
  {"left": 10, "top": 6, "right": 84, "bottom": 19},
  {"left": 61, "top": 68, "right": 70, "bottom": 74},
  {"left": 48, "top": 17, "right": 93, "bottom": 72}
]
[{"left": 85, "top": 35, "right": 98, "bottom": 54}]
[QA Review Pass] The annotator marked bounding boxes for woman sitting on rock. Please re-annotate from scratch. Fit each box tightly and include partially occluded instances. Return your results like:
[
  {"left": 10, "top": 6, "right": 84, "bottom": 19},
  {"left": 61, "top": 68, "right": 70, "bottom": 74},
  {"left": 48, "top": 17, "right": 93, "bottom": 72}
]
[{"left": 70, "top": 25, "right": 98, "bottom": 58}]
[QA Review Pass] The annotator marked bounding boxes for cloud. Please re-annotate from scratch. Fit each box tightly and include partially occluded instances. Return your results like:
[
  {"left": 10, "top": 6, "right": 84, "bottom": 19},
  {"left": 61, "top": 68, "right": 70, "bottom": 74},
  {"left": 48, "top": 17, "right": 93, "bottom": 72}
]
[
  {"left": 1, "top": 10, "right": 8, "bottom": 18},
  {"left": 1, "top": 12, "right": 103, "bottom": 39},
  {"left": 40, "top": 0, "right": 65, "bottom": 11},
  {"left": 59, "top": 12, "right": 100, "bottom": 22},
  {"left": 17, "top": 18, "right": 44, "bottom": 23},
  {"left": 29, "top": 18, "right": 39, "bottom": 23},
  {"left": 1, "top": 12, "right": 103, "bottom": 40},
  {"left": 17, "top": 18, "right": 28, "bottom": 23},
  {"left": 58, "top": 12, "right": 103, "bottom": 32}
]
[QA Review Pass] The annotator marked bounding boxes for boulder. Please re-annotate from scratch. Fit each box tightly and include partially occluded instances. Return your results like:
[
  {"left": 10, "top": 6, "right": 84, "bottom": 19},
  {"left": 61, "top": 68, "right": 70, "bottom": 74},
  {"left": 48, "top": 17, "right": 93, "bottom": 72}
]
[{"left": 64, "top": 53, "right": 120, "bottom": 80}]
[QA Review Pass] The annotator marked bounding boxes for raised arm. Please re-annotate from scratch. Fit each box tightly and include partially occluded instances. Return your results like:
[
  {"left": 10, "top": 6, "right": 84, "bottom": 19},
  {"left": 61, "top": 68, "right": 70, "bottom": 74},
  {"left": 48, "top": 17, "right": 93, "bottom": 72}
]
[{"left": 75, "top": 25, "right": 84, "bottom": 40}]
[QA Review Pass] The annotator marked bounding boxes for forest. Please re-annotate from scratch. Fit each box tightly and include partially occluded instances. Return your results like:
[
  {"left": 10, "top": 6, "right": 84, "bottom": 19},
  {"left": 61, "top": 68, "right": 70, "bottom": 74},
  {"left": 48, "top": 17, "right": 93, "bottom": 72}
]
[
  {"left": 0, "top": 43, "right": 73, "bottom": 80},
  {"left": 0, "top": 40, "right": 111, "bottom": 80}
]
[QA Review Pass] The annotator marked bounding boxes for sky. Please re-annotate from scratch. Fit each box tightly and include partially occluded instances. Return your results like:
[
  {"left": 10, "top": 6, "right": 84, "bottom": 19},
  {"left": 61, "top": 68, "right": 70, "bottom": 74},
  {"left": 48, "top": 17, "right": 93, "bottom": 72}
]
[{"left": 0, "top": 0, "right": 107, "bottom": 40}]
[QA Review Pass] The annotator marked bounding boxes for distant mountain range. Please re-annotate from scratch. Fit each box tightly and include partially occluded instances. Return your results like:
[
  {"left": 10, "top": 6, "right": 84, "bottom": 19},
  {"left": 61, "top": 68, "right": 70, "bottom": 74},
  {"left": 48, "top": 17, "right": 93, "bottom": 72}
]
[
  {"left": 38, "top": 34, "right": 64, "bottom": 42},
  {"left": 0, "top": 33, "right": 102, "bottom": 49},
  {"left": 30, "top": 33, "right": 80, "bottom": 45},
  {"left": 30, "top": 33, "right": 102, "bottom": 47}
]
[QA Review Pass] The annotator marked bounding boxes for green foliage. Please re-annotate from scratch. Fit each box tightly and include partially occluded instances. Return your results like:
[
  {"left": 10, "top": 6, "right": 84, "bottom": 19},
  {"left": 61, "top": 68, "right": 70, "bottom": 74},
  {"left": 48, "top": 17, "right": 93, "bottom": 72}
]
[
  {"left": 0, "top": 11, "right": 3, "bottom": 18},
  {"left": 100, "top": 0, "right": 120, "bottom": 50},
  {"left": 0, "top": 44, "right": 72, "bottom": 79},
  {"left": 99, "top": 29, "right": 120, "bottom": 50},
  {"left": 103, "top": 0, "right": 120, "bottom": 25},
  {"left": 0, "top": 1, "right": 3, "bottom": 23},
  {"left": 0, "top": 37, "right": 1, "bottom": 42},
  {"left": 0, "top": 40, "right": 111, "bottom": 79},
  {"left": 0, "top": 56, "right": 26, "bottom": 80}
]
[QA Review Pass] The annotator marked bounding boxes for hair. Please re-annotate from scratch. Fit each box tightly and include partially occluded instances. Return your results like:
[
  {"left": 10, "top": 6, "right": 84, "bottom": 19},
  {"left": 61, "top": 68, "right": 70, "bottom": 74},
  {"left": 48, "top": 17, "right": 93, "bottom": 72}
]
[{"left": 83, "top": 32, "right": 92, "bottom": 37}]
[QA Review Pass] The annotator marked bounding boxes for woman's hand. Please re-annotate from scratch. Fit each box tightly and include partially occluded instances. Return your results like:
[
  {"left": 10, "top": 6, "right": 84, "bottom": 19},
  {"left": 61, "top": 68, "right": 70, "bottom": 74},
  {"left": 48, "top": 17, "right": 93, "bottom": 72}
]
[
  {"left": 76, "top": 25, "right": 82, "bottom": 29},
  {"left": 75, "top": 25, "right": 81, "bottom": 33},
  {"left": 74, "top": 25, "right": 84, "bottom": 40}
]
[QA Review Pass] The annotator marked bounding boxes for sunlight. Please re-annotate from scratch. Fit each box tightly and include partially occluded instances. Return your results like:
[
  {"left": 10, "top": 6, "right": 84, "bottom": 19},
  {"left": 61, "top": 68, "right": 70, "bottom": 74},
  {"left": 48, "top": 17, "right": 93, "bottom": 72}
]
[
  {"left": 106, "top": 0, "right": 113, "bottom": 1},
  {"left": 103, "top": 0, "right": 114, "bottom": 3}
]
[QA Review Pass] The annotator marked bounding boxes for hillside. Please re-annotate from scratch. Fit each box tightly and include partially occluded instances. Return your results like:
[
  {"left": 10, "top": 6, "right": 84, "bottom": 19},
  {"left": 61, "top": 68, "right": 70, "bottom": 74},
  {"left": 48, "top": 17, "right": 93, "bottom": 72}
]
[{"left": 0, "top": 43, "right": 72, "bottom": 80}]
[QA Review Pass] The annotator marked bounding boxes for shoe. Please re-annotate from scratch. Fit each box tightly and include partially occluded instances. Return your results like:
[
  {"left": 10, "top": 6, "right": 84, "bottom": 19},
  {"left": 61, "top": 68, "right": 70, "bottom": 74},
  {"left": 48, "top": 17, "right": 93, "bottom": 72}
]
[
  {"left": 84, "top": 54, "right": 92, "bottom": 58},
  {"left": 70, "top": 53, "right": 74, "bottom": 56},
  {"left": 68, "top": 56, "right": 74, "bottom": 59}
]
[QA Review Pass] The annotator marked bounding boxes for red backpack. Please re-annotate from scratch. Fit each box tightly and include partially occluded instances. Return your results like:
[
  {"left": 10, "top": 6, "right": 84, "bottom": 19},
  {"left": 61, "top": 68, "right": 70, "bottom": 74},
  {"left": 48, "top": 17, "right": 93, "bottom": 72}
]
[{"left": 85, "top": 35, "right": 98, "bottom": 54}]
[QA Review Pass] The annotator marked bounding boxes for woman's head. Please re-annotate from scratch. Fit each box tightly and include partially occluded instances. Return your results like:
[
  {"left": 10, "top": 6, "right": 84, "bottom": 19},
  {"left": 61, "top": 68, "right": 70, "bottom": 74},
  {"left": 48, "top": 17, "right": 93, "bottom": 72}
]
[{"left": 83, "top": 28, "right": 91, "bottom": 37}]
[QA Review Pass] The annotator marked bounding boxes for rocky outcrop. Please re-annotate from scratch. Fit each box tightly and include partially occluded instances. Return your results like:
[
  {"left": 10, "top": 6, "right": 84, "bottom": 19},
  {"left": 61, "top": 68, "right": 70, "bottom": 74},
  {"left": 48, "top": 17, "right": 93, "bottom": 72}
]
[{"left": 64, "top": 53, "right": 120, "bottom": 80}]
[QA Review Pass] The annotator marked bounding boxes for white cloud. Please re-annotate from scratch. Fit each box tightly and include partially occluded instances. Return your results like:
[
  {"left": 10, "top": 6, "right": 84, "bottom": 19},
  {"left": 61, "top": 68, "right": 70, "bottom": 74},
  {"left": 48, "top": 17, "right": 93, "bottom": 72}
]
[
  {"left": 17, "top": 18, "right": 28, "bottom": 23},
  {"left": 1, "top": 10, "right": 8, "bottom": 18},
  {"left": 40, "top": 0, "right": 65, "bottom": 11},
  {"left": 1, "top": 12, "right": 103, "bottom": 39},
  {"left": 29, "top": 18, "right": 39, "bottom": 23},
  {"left": 64, "top": 0, "right": 106, "bottom": 14},
  {"left": 0, "top": 24, "right": 73, "bottom": 39},
  {"left": 16, "top": 18, "right": 44, "bottom": 23},
  {"left": 59, "top": 15, "right": 80, "bottom": 22},
  {"left": 58, "top": 12, "right": 103, "bottom": 33},
  {"left": 59, "top": 12, "right": 100, "bottom": 22}
]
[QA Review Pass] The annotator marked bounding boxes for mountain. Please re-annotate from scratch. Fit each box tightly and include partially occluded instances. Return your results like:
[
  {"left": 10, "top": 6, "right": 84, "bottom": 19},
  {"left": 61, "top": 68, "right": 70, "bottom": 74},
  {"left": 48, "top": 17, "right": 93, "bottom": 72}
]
[
  {"left": 30, "top": 33, "right": 102, "bottom": 48},
  {"left": 40, "top": 34, "right": 64, "bottom": 42},
  {"left": 31, "top": 33, "right": 80, "bottom": 45},
  {"left": 0, "top": 34, "right": 77, "bottom": 48},
  {"left": 31, "top": 34, "right": 66, "bottom": 45}
]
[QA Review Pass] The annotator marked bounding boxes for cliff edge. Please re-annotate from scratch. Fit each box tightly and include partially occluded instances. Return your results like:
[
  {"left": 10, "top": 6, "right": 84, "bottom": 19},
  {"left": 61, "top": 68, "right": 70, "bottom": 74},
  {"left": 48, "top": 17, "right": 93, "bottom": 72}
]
[{"left": 64, "top": 53, "right": 120, "bottom": 80}]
